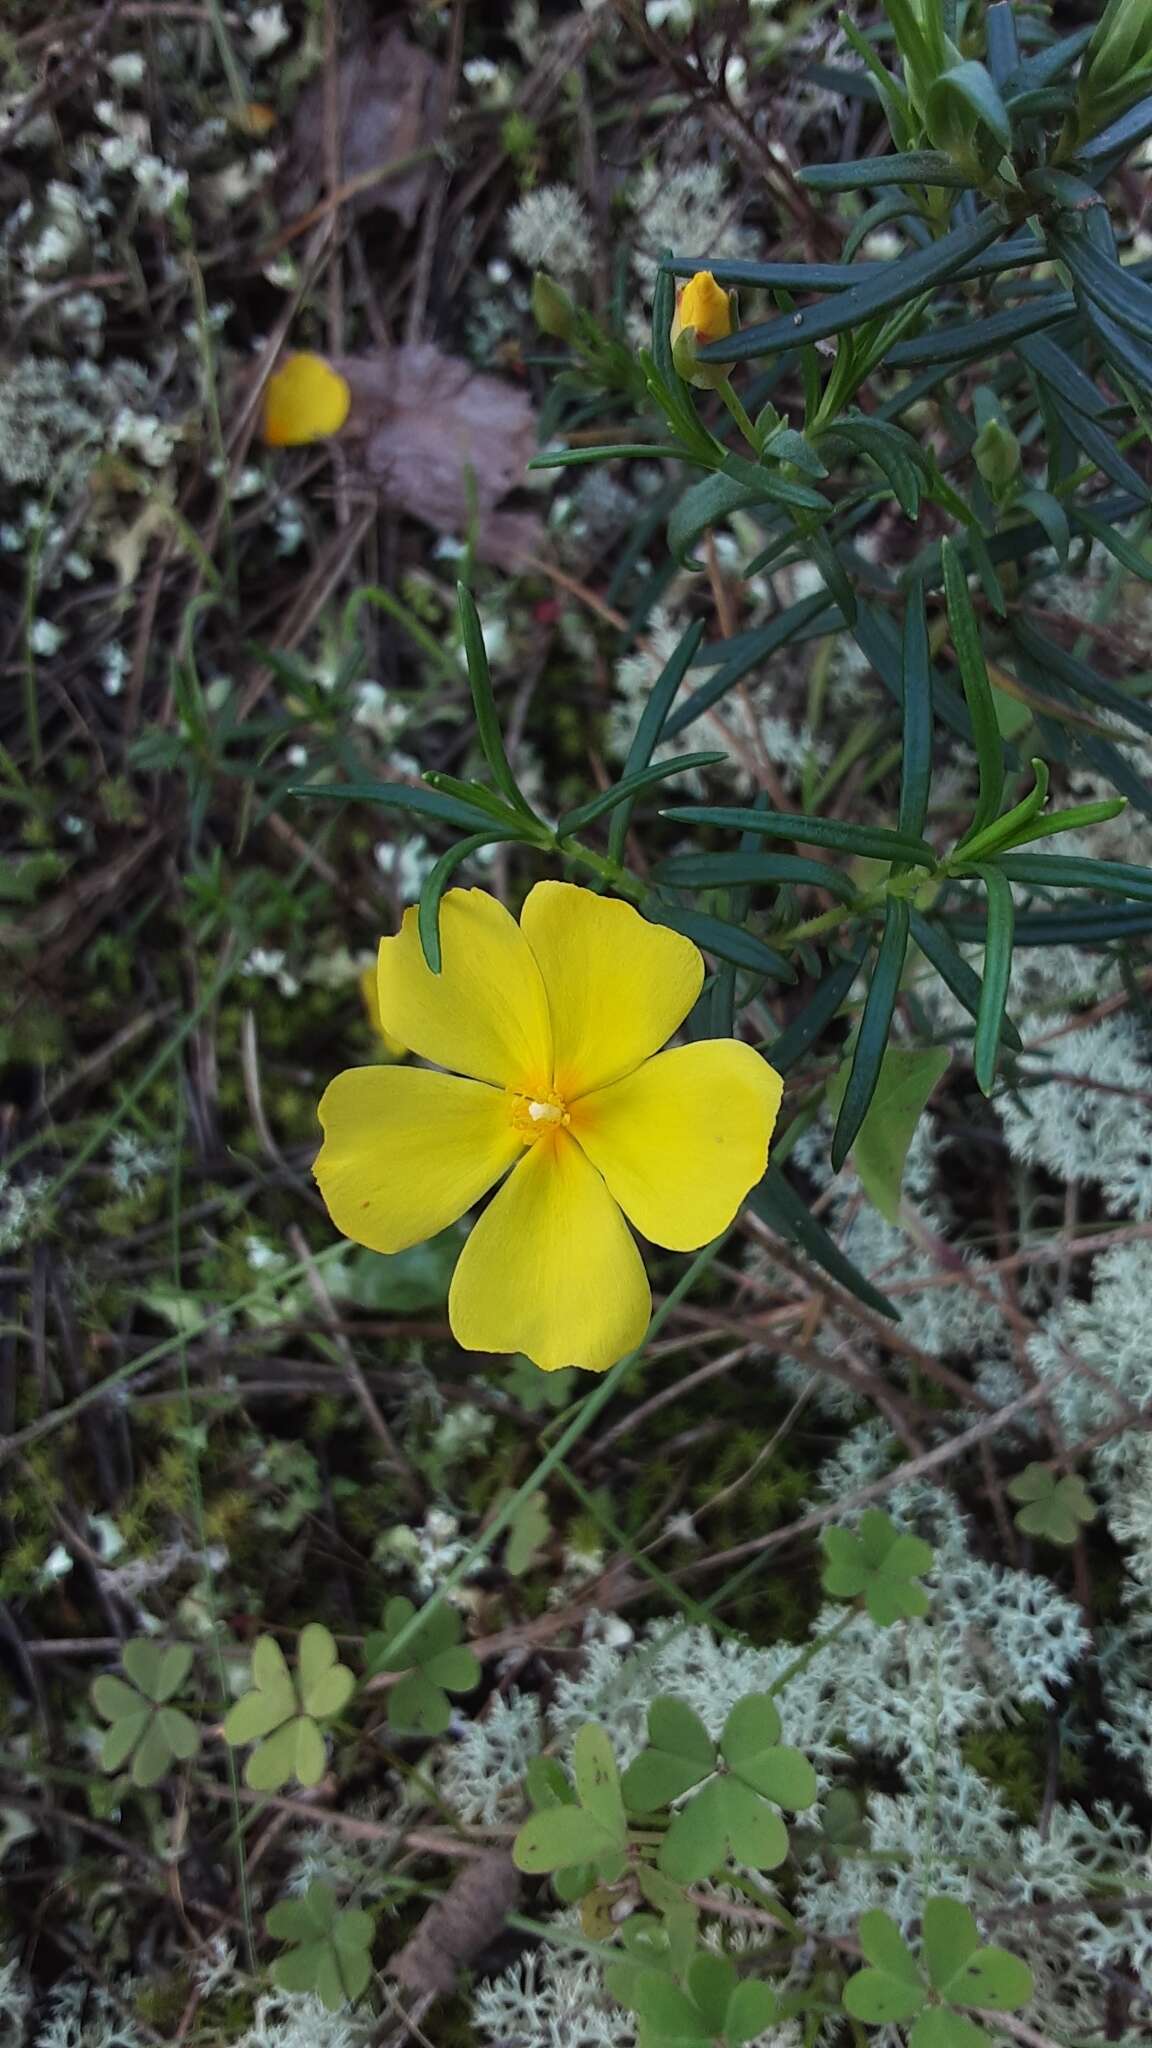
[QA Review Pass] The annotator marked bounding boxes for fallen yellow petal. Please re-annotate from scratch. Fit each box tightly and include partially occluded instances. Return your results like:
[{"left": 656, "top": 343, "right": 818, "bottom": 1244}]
[{"left": 262, "top": 352, "right": 351, "bottom": 447}]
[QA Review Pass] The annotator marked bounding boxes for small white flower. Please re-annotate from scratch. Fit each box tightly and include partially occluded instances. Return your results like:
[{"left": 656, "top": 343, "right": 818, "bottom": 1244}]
[
  {"left": 246, "top": 3, "right": 290, "bottom": 57},
  {"left": 106, "top": 51, "right": 147, "bottom": 85},
  {"left": 102, "top": 643, "right": 131, "bottom": 697},
  {"left": 507, "top": 184, "right": 593, "bottom": 281},
  {"left": 30, "top": 617, "right": 64, "bottom": 656}
]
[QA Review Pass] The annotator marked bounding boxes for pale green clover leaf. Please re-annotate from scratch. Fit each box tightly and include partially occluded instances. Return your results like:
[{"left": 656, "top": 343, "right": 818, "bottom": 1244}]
[
  {"left": 1006, "top": 1464, "right": 1097, "bottom": 1546},
  {"left": 514, "top": 1724, "right": 629, "bottom": 1890},
  {"left": 623, "top": 1694, "right": 817, "bottom": 1886},
  {"left": 91, "top": 1642, "right": 199, "bottom": 1789},
  {"left": 364, "top": 1595, "right": 480, "bottom": 1735},
  {"left": 821, "top": 1509, "right": 934, "bottom": 1625},
  {"left": 223, "top": 1625, "right": 355, "bottom": 1791},
  {"left": 844, "top": 1900, "right": 1034, "bottom": 2046},
  {"left": 267, "top": 1880, "right": 374, "bottom": 2012}
]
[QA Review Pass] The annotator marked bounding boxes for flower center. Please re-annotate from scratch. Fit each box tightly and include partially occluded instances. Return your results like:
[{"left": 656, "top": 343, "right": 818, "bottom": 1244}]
[{"left": 511, "top": 1090, "right": 569, "bottom": 1140}]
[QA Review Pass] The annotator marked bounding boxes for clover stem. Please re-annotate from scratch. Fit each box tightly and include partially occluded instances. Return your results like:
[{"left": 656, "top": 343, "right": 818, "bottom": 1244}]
[{"left": 764, "top": 1608, "right": 854, "bottom": 1699}]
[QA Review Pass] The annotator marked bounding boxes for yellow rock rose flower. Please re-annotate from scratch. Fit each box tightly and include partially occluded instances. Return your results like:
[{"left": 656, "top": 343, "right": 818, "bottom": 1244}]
[
  {"left": 314, "top": 882, "right": 782, "bottom": 1374},
  {"left": 262, "top": 352, "right": 351, "bottom": 447}
]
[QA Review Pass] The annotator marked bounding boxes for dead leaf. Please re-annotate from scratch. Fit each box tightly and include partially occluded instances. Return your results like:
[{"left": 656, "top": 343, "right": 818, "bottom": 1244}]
[
  {"left": 389, "top": 1851, "right": 519, "bottom": 1999},
  {"left": 283, "top": 26, "right": 445, "bottom": 229},
  {"left": 337, "top": 346, "right": 545, "bottom": 569}
]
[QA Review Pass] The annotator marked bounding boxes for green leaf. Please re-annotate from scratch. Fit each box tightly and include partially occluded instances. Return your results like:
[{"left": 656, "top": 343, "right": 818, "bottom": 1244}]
[
  {"left": 768, "top": 941, "right": 869, "bottom": 1074},
  {"left": 887, "top": 294, "right": 1073, "bottom": 370},
  {"left": 859, "top": 1906, "right": 924, "bottom": 1984},
  {"left": 655, "top": 851, "right": 858, "bottom": 900},
  {"left": 388, "top": 1670, "right": 451, "bottom": 1735},
  {"left": 92, "top": 1675, "right": 146, "bottom": 1724},
  {"left": 609, "top": 620, "right": 705, "bottom": 863},
  {"left": 629, "top": 1969, "right": 709, "bottom": 2045},
  {"left": 921, "top": 1897, "right": 1033, "bottom": 2010},
  {"left": 845, "top": 1911, "right": 927, "bottom": 2024},
  {"left": 830, "top": 897, "right": 911, "bottom": 1173},
  {"left": 645, "top": 902, "right": 795, "bottom": 982},
  {"left": 513, "top": 1804, "right": 614, "bottom": 1874},
  {"left": 123, "top": 1641, "right": 193, "bottom": 1703},
  {"left": 269, "top": 1883, "right": 374, "bottom": 2013},
  {"left": 718, "top": 1694, "right": 781, "bottom": 1768},
  {"left": 294, "top": 1716, "right": 327, "bottom": 1787},
  {"left": 417, "top": 831, "right": 524, "bottom": 973},
  {"left": 748, "top": 1165, "right": 899, "bottom": 1320},
  {"left": 726, "top": 1979, "right": 781, "bottom": 2045},
  {"left": 668, "top": 471, "right": 827, "bottom": 568},
  {"left": 942, "top": 539, "right": 1003, "bottom": 837},
  {"left": 662, "top": 804, "right": 934, "bottom": 866},
  {"left": 557, "top": 756, "right": 726, "bottom": 838},
  {"left": 665, "top": 593, "right": 836, "bottom": 742},
  {"left": 1006, "top": 1463, "right": 1097, "bottom": 1545},
  {"left": 132, "top": 1716, "right": 177, "bottom": 1789},
  {"left": 898, "top": 584, "right": 933, "bottom": 841},
  {"left": 919, "top": 1897, "right": 980, "bottom": 1993},
  {"left": 799, "top": 150, "right": 975, "bottom": 190},
  {"left": 298, "top": 1624, "right": 352, "bottom": 1718},
  {"left": 420, "top": 1646, "right": 477, "bottom": 1695},
  {"left": 687, "top": 1953, "right": 736, "bottom": 2033},
  {"left": 699, "top": 212, "right": 1007, "bottom": 364},
  {"left": 156, "top": 1706, "right": 200, "bottom": 1763},
  {"left": 659, "top": 1776, "right": 730, "bottom": 1883},
  {"left": 909, "top": 2012, "right": 990, "bottom": 2048},
  {"left": 970, "top": 863, "right": 1014, "bottom": 1096},
  {"left": 719, "top": 1779, "right": 790, "bottom": 1870},
  {"left": 909, "top": 912, "right": 1022, "bottom": 1052},
  {"left": 622, "top": 1698, "right": 715, "bottom": 1811},
  {"left": 245, "top": 1718, "right": 307, "bottom": 1792},
  {"left": 100, "top": 1711, "right": 150, "bottom": 1774},
  {"left": 572, "top": 1724, "right": 625, "bottom": 1839},
  {"left": 927, "top": 59, "right": 1012, "bottom": 150},
  {"left": 525, "top": 1755, "right": 573, "bottom": 1810},
  {"left": 505, "top": 1490, "right": 550, "bottom": 1576},
  {"left": 290, "top": 780, "right": 506, "bottom": 833},
  {"left": 828, "top": 1045, "right": 951, "bottom": 1224},
  {"left": 822, "top": 1509, "right": 933, "bottom": 1625},
  {"left": 457, "top": 583, "right": 538, "bottom": 821}
]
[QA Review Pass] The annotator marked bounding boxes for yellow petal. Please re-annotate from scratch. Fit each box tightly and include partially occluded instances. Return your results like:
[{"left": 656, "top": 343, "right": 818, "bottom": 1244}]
[
  {"left": 671, "top": 271, "right": 733, "bottom": 347},
  {"left": 359, "top": 965, "right": 406, "bottom": 1061},
  {"left": 520, "top": 881, "right": 703, "bottom": 1099},
  {"left": 570, "top": 1040, "right": 783, "bottom": 1251},
  {"left": 314, "top": 1066, "right": 521, "bottom": 1254},
  {"left": 377, "top": 890, "right": 552, "bottom": 1094},
  {"left": 262, "top": 352, "right": 351, "bottom": 447},
  {"left": 449, "top": 1129, "right": 650, "bottom": 1372}
]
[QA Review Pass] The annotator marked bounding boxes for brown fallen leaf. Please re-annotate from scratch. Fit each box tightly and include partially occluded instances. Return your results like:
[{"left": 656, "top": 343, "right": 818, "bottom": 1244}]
[
  {"left": 282, "top": 25, "right": 445, "bottom": 229},
  {"left": 337, "top": 346, "right": 545, "bottom": 570},
  {"left": 388, "top": 1849, "right": 519, "bottom": 1999}
]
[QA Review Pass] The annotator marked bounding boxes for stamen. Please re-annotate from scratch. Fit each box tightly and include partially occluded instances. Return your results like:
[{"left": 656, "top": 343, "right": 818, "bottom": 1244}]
[{"left": 528, "top": 1100, "right": 563, "bottom": 1125}]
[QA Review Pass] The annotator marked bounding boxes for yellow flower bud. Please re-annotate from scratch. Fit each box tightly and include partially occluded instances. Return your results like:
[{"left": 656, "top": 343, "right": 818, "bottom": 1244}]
[
  {"left": 671, "top": 270, "right": 734, "bottom": 349},
  {"left": 669, "top": 271, "right": 735, "bottom": 390},
  {"left": 262, "top": 352, "right": 351, "bottom": 448},
  {"left": 532, "top": 271, "right": 577, "bottom": 340}
]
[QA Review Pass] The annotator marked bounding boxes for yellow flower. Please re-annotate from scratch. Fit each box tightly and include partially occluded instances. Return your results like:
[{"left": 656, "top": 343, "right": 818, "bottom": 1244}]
[
  {"left": 671, "top": 270, "right": 734, "bottom": 350},
  {"left": 358, "top": 964, "right": 407, "bottom": 1062},
  {"left": 315, "top": 883, "right": 782, "bottom": 1374},
  {"left": 262, "top": 352, "right": 351, "bottom": 447}
]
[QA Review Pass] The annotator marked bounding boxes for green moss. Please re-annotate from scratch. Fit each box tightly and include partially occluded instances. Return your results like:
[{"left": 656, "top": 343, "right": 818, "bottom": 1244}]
[{"left": 961, "top": 1711, "right": 1050, "bottom": 1821}]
